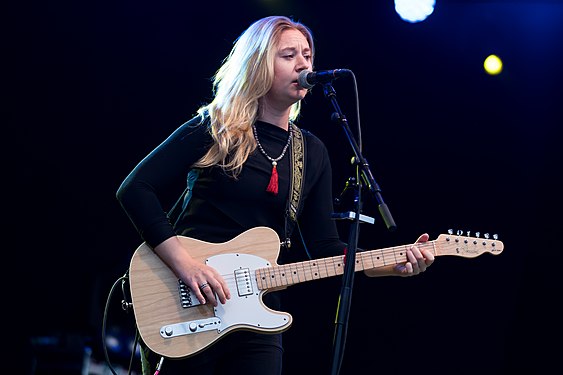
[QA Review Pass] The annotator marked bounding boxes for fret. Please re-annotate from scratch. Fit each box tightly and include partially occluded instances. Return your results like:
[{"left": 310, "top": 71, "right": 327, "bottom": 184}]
[
  {"left": 355, "top": 255, "right": 364, "bottom": 272},
  {"left": 289, "top": 263, "right": 300, "bottom": 285},
  {"left": 382, "top": 247, "right": 397, "bottom": 266},
  {"left": 369, "top": 248, "right": 387, "bottom": 268},
  {"left": 302, "top": 261, "right": 313, "bottom": 281},
  {"left": 278, "top": 264, "right": 290, "bottom": 286}
]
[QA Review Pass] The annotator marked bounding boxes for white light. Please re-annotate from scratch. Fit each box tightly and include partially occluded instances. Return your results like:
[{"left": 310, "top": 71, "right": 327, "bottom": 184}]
[{"left": 395, "top": 0, "right": 436, "bottom": 23}]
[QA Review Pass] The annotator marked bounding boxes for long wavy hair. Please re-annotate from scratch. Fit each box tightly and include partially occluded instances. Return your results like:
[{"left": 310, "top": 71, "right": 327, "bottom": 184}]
[{"left": 193, "top": 16, "right": 315, "bottom": 177}]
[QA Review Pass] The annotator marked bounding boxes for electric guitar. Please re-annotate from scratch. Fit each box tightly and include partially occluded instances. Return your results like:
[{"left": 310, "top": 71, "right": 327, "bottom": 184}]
[{"left": 128, "top": 226, "right": 503, "bottom": 359}]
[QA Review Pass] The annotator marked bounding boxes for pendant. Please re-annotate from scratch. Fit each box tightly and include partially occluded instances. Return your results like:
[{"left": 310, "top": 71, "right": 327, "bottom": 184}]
[{"left": 266, "top": 161, "right": 279, "bottom": 195}]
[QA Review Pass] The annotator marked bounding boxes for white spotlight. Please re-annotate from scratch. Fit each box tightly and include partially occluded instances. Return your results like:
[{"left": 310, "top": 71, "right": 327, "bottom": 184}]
[{"left": 395, "top": 0, "right": 436, "bottom": 23}]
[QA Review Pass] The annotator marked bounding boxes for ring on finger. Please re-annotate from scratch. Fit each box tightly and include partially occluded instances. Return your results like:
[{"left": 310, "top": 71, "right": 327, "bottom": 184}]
[{"left": 199, "top": 283, "right": 209, "bottom": 290}]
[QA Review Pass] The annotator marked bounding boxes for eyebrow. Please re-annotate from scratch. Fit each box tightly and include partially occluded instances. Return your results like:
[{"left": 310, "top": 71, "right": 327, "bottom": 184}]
[{"left": 279, "top": 46, "right": 311, "bottom": 54}]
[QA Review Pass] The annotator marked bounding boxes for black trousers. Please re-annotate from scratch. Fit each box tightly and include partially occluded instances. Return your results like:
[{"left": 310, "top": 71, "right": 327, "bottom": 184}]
[{"left": 142, "top": 331, "right": 283, "bottom": 375}]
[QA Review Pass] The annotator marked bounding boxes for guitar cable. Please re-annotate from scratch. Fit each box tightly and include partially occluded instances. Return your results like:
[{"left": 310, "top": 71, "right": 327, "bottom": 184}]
[
  {"left": 102, "top": 270, "right": 137, "bottom": 375},
  {"left": 154, "top": 356, "right": 164, "bottom": 375}
]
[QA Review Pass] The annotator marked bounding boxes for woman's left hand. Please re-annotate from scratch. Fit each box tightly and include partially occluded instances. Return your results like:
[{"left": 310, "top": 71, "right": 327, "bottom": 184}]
[{"left": 393, "top": 233, "right": 435, "bottom": 276}]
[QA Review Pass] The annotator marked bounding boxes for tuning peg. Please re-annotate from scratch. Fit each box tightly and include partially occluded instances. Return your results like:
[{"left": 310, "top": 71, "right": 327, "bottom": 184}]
[{"left": 445, "top": 229, "right": 500, "bottom": 242}]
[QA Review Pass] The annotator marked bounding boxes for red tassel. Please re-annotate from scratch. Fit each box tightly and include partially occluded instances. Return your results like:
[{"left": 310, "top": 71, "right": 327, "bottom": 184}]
[{"left": 266, "top": 164, "right": 279, "bottom": 195}]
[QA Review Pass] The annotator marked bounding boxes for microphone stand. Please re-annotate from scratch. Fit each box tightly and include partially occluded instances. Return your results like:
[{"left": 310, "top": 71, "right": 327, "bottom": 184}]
[{"left": 322, "top": 82, "right": 396, "bottom": 375}]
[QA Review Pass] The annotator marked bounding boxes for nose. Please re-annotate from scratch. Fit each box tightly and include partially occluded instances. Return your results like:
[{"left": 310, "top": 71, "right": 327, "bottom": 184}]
[{"left": 296, "top": 55, "right": 311, "bottom": 72}]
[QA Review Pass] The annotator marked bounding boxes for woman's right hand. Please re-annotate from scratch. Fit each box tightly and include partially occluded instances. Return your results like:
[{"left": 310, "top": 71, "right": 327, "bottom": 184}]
[{"left": 153, "top": 236, "right": 231, "bottom": 306}]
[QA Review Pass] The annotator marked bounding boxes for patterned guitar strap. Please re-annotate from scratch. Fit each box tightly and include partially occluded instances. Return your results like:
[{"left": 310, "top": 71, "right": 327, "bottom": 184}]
[{"left": 284, "top": 122, "right": 306, "bottom": 249}]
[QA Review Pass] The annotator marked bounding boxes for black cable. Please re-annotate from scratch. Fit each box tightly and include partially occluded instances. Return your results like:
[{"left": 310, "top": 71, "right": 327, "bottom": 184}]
[
  {"left": 101, "top": 272, "right": 129, "bottom": 375},
  {"left": 127, "top": 329, "right": 140, "bottom": 375}
]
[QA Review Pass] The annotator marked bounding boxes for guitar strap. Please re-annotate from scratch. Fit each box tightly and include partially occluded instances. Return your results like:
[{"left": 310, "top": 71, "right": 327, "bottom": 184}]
[{"left": 284, "top": 123, "right": 306, "bottom": 248}]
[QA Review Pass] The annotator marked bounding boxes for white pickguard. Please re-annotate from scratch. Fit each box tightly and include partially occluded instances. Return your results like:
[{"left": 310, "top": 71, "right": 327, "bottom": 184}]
[{"left": 206, "top": 253, "right": 291, "bottom": 332}]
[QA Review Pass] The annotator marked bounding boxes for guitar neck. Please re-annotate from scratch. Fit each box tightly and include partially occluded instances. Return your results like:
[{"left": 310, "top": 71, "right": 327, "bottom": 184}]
[
  {"left": 255, "top": 243, "right": 416, "bottom": 289},
  {"left": 255, "top": 233, "right": 503, "bottom": 290}
]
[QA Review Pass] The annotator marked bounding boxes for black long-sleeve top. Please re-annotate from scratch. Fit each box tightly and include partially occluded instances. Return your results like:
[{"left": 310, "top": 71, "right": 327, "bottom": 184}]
[{"left": 116, "top": 115, "right": 346, "bottom": 263}]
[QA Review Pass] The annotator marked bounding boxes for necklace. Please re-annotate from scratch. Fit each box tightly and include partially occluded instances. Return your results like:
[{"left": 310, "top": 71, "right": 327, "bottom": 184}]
[{"left": 252, "top": 123, "right": 293, "bottom": 195}]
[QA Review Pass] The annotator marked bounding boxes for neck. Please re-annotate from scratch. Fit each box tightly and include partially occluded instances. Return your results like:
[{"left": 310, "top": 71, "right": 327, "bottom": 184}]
[
  {"left": 257, "top": 102, "right": 291, "bottom": 130},
  {"left": 257, "top": 114, "right": 290, "bottom": 131}
]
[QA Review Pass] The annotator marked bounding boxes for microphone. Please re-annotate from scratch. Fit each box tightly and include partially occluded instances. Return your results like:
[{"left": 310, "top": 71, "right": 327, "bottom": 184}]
[{"left": 297, "top": 69, "right": 351, "bottom": 89}]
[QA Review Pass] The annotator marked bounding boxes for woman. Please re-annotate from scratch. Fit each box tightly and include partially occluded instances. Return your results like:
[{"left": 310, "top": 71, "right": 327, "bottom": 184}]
[{"left": 116, "top": 15, "right": 434, "bottom": 375}]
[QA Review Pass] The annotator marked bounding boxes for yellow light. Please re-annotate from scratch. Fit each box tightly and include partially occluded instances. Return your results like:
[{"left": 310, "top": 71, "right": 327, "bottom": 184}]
[{"left": 484, "top": 54, "right": 503, "bottom": 75}]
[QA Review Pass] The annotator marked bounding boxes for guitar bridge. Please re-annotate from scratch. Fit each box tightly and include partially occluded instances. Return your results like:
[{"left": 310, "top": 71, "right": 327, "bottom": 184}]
[{"left": 178, "top": 279, "right": 202, "bottom": 308}]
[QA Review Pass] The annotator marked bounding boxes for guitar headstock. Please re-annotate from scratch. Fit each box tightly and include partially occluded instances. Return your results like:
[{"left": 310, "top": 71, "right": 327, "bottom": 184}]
[{"left": 435, "top": 230, "right": 504, "bottom": 258}]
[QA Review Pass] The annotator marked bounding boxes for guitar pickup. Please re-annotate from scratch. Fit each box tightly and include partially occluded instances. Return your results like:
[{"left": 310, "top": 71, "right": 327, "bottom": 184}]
[
  {"left": 234, "top": 268, "right": 253, "bottom": 296},
  {"left": 160, "top": 317, "right": 222, "bottom": 338}
]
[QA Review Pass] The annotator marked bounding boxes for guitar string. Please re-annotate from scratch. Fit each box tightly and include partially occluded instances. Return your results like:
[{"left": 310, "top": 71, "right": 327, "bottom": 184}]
[
  {"left": 179, "top": 239, "right": 499, "bottom": 302},
  {"left": 198, "top": 239, "right": 496, "bottom": 287},
  {"left": 204, "top": 242, "right": 438, "bottom": 285}
]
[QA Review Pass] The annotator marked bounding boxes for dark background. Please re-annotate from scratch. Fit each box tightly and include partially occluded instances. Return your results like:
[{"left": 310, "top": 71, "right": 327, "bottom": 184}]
[{"left": 7, "top": 0, "right": 562, "bottom": 374}]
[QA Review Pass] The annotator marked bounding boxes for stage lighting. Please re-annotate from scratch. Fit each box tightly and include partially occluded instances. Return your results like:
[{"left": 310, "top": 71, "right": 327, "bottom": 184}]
[
  {"left": 395, "top": 0, "right": 436, "bottom": 23},
  {"left": 484, "top": 54, "right": 503, "bottom": 75}
]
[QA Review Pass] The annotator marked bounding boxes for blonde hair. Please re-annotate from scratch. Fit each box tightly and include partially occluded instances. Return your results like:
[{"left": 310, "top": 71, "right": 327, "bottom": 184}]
[{"left": 193, "top": 16, "right": 315, "bottom": 176}]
